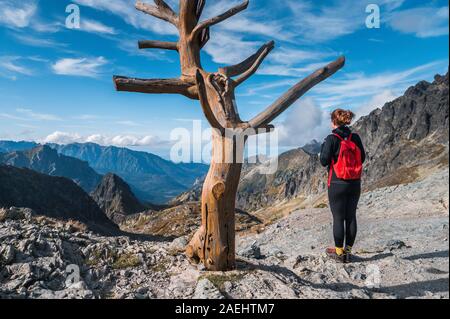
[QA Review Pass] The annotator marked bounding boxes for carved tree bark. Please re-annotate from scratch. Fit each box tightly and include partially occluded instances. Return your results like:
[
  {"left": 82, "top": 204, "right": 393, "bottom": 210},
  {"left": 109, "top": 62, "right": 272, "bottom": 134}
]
[{"left": 113, "top": 0, "right": 345, "bottom": 271}]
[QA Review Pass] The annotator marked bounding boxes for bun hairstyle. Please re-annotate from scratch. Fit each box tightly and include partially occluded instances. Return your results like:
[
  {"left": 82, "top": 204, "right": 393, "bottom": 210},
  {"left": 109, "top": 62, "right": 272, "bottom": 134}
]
[{"left": 331, "top": 109, "right": 355, "bottom": 127}]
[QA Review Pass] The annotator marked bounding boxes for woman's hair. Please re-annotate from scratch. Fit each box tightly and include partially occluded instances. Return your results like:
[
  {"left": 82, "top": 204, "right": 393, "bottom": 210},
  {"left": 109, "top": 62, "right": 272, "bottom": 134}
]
[{"left": 331, "top": 109, "right": 355, "bottom": 126}]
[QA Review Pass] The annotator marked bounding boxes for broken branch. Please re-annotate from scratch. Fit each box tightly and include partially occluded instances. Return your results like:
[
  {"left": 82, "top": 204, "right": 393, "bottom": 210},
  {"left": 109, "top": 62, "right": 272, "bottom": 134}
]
[
  {"left": 138, "top": 40, "right": 178, "bottom": 50},
  {"left": 248, "top": 56, "right": 346, "bottom": 128},
  {"left": 136, "top": 1, "right": 178, "bottom": 26},
  {"left": 192, "top": 0, "right": 249, "bottom": 37},
  {"left": 233, "top": 41, "right": 275, "bottom": 86},
  {"left": 113, "top": 76, "right": 198, "bottom": 100},
  {"left": 196, "top": 70, "right": 224, "bottom": 131},
  {"left": 219, "top": 41, "right": 275, "bottom": 77}
]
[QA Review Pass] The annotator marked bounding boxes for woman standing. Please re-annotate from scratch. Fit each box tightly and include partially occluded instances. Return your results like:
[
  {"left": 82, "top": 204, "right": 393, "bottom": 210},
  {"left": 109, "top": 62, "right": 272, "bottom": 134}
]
[{"left": 320, "top": 109, "right": 366, "bottom": 263}]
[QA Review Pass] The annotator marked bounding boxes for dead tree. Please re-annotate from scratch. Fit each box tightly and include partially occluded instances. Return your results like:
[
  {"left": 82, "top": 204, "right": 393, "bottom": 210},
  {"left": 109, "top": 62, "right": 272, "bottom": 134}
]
[{"left": 113, "top": 0, "right": 345, "bottom": 271}]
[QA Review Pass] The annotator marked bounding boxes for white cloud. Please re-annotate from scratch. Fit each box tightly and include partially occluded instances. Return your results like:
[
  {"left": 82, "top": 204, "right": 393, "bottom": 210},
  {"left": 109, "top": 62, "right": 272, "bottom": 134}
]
[
  {"left": 51, "top": 56, "right": 108, "bottom": 78},
  {"left": 204, "top": 32, "right": 261, "bottom": 64},
  {"left": 387, "top": 6, "right": 449, "bottom": 38},
  {"left": 116, "top": 120, "right": 143, "bottom": 127},
  {"left": 43, "top": 132, "right": 82, "bottom": 145},
  {"left": 11, "top": 33, "right": 67, "bottom": 48},
  {"left": 81, "top": 19, "right": 116, "bottom": 35},
  {"left": 16, "top": 108, "right": 62, "bottom": 121},
  {"left": 259, "top": 61, "right": 334, "bottom": 77},
  {"left": 73, "top": 0, "right": 177, "bottom": 35},
  {"left": 284, "top": 0, "right": 443, "bottom": 42},
  {"left": 278, "top": 98, "right": 330, "bottom": 147},
  {"left": 0, "top": 0, "right": 37, "bottom": 28},
  {"left": 354, "top": 90, "right": 397, "bottom": 119},
  {"left": 43, "top": 131, "right": 169, "bottom": 148},
  {"left": 0, "top": 56, "right": 33, "bottom": 78},
  {"left": 0, "top": 113, "right": 26, "bottom": 121},
  {"left": 312, "top": 60, "right": 448, "bottom": 109}
]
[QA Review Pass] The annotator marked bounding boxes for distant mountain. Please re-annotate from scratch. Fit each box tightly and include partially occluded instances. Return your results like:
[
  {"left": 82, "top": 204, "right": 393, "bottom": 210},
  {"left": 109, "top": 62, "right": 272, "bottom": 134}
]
[
  {"left": 237, "top": 148, "right": 325, "bottom": 212},
  {"left": 91, "top": 173, "right": 149, "bottom": 223},
  {"left": 50, "top": 143, "right": 209, "bottom": 204},
  {"left": 173, "top": 72, "right": 449, "bottom": 212},
  {"left": 0, "top": 165, "right": 118, "bottom": 235},
  {"left": 0, "top": 141, "right": 38, "bottom": 153},
  {"left": 0, "top": 145, "right": 102, "bottom": 193},
  {"left": 301, "top": 140, "right": 321, "bottom": 155}
]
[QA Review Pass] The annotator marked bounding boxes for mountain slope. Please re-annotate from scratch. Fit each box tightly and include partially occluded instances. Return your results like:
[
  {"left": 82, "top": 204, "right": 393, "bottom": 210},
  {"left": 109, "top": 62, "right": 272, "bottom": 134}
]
[
  {"left": 0, "top": 145, "right": 102, "bottom": 193},
  {"left": 0, "top": 165, "right": 118, "bottom": 235},
  {"left": 237, "top": 148, "right": 325, "bottom": 212},
  {"left": 241, "top": 72, "right": 449, "bottom": 212},
  {"left": 91, "top": 173, "right": 147, "bottom": 222},
  {"left": 353, "top": 72, "right": 449, "bottom": 190},
  {"left": 173, "top": 72, "right": 449, "bottom": 213},
  {"left": 50, "top": 143, "right": 208, "bottom": 204}
]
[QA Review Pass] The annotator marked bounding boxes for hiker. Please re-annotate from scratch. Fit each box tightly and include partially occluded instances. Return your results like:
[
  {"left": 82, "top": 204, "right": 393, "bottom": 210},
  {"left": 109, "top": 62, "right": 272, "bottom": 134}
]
[{"left": 320, "top": 109, "right": 366, "bottom": 263}]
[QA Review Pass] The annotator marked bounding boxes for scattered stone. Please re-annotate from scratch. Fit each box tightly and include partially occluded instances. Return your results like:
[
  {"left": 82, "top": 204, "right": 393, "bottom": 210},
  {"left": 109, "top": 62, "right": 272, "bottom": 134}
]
[
  {"left": 169, "top": 236, "right": 188, "bottom": 252},
  {"left": 238, "top": 241, "right": 261, "bottom": 259},
  {"left": 385, "top": 240, "right": 407, "bottom": 251},
  {"left": 0, "top": 245, "right": 16, "bottom": 265},
  {"left": 193, "top": 279, "right": 225, "bottom": 299}
]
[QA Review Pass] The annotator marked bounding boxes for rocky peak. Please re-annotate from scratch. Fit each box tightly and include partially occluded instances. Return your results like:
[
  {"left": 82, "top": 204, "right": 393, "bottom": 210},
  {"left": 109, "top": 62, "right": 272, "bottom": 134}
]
[
  {"left": 0, "top": 165, "right": 117, "bottom": 235},
  {"left": 91, "top": 173, "right": 146, "bottom": 223},
  {"left": 301, "top": 139, "right": 321, "bottom": 155}
]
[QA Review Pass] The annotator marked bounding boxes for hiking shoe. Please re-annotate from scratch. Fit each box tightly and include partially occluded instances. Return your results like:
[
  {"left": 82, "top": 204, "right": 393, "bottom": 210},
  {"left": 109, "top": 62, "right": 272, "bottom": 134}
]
[
  {"left": 344, "top": 253, "right": 352, "bottom": 264},
  {"left": 325, "top": 247, "right": 345, "bottom": 263}
]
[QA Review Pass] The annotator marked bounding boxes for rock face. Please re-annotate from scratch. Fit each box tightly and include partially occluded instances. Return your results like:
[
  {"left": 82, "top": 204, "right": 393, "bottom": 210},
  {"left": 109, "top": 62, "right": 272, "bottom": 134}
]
[
  {"left": 237, "top": 148, "right": 326, "bottom": 212},
  {"left": 0, "top": 165, "right": 117, "bottom": 235},
  {"left": 91, "top": 173, "right": 147, "bottom": 223},
  {"left": 0, "top": 145, "right": 102, "bottom": 193},
  {"left": 353, "top": 72, "right": 449, "bottom": 190},
  {"left": 301, "top": 139, "right": 321, "bottom": 155},
  {"left": 50, "top": 143, "right": 209, "bottom": 204}
]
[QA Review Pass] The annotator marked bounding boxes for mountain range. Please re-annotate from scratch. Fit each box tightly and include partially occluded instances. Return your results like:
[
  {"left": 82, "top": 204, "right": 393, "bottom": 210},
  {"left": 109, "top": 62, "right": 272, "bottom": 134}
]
[
  {"left": 0, "top": 71, "right": 448, "bottom": 230},
  {"left": 0, "top": 145, "right": 102, "bottom": 193},
  {"left": 0, "top": 141, "right": 208, "bottom": 204},
  {"left": 50, "top": 143, "right": 208, "bottom": 204}
]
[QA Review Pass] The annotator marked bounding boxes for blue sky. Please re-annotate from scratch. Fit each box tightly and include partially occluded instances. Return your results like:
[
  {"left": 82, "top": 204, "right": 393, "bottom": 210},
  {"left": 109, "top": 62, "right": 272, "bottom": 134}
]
[{"left": 0, "top": 0, "right": 448, "bottom": 159}]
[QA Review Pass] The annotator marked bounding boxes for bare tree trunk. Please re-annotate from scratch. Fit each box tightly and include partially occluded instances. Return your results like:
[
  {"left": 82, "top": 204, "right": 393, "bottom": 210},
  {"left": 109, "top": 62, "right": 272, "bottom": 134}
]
[
  {"left": 186, "top": 129, "right": 243, "bottom": 271},
  {"left": 114, "top": 0, "right": 346, "bottom": 272}
]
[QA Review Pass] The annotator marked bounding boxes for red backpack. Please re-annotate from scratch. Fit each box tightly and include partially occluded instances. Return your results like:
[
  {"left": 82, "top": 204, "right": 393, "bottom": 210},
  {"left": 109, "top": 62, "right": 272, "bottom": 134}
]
[{"left": 328, "top": 133, "right": 363, "bottom": 187}]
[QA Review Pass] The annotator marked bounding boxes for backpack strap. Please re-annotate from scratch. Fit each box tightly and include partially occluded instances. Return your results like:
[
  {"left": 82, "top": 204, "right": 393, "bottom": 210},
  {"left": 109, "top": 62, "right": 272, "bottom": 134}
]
[
  {"left": 328, "top": 158, "right": 334, "bottom": 187},
  {"left": 333, "top": 133, "right": 353, "bottom": 141}
]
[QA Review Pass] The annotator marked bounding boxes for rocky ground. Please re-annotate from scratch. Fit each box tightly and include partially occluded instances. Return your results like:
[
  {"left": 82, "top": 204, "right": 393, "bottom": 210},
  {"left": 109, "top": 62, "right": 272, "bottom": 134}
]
[{"left": 0, "top": 169, "right": 448, "bottom": 299}]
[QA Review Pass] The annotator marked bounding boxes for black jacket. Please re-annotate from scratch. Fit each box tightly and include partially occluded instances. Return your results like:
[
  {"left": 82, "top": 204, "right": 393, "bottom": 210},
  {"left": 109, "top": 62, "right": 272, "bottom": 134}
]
[{"left": 320, "top": 126, "right": 366, "bottom": 184}]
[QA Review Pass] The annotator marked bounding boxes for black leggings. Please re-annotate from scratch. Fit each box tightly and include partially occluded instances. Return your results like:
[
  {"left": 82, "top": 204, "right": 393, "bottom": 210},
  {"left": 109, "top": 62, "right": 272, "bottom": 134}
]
[{"left": 328, "top": 182, "right": 361, "bottom": 248}]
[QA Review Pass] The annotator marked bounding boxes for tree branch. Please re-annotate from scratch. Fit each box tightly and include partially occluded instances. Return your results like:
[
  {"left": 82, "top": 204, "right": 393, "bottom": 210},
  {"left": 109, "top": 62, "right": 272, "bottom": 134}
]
[
  {"left": 113, "top": 76, "right": 198, "bottom": 100},
  {"left": 136, "top": 1, "right": 178, "bottom": 26},
  {"left": 196, "top": 70, "right": 224, "bottom": 132},
  {"left": 196, "top": 0, "right": 206, "bottom": 21},
  {"left": 192, "top": 0, "right": 249, "bottom": 37},
  {"left": 219, "top": 41, "right": 274, "bottom": 77},
  {"left": 231, "top": 41, "right": 274, "bottom": 86},
  {"left": 199, "top": 28, "right": 210, "bottom": 48},
  {"left": 138, "top": 40, "right": 178, "bottom": 51},
  {"left": 248, "top": 56, "right": 346, "bottom": 128}
]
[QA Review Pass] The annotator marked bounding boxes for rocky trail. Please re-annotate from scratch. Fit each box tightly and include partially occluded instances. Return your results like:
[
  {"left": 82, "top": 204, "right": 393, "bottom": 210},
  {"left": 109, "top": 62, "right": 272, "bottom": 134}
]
[{"left": 0, "top": 169, "right": 448, "bottom": 299}]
